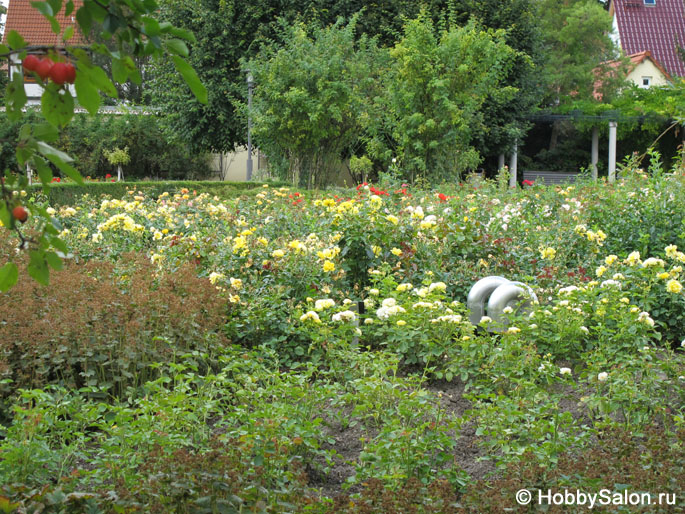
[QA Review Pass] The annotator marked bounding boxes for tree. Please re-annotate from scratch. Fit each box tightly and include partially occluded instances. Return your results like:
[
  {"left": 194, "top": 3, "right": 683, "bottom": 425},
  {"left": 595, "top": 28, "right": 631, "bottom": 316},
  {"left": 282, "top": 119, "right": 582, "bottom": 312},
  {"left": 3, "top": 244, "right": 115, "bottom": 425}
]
[
  {"left": 537, "top": 0, "right": 620, "bottom": 106},
  {"left": 363, "top": 15, "right": 520, "bottom": 183},
  {"left": 146, "top": 0, "right": 461, "bottom": 155},
  {"left": 244, "top": 17, "right": 382, "bottom": 188},
  {"left": 0, "top": 0, "right": 207, "bottom": 291},
  {"left": 454, "top": 0, "right": 544, "bottom": 165},
  {"left": 534, "top": 0, "right": 624, "bottom": 151}
]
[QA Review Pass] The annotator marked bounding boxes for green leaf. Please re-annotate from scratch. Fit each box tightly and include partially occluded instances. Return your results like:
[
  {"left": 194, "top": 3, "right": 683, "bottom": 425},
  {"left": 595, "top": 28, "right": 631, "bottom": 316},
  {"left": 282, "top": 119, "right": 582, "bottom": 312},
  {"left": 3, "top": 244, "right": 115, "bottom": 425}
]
[
  {"left": 111, "top": 58, "right": 128, "bottom": 83},
  {"left": 6, "top": 30, "right": 26, "bottom": 50},
  {"left": 28, "top": 250, "right": 50, "bottom": 286},
  {"left": 0, "top": 44, "right": 9, "bottom": 54},
  {"left": 63, "top": 25, "right": 74, "bottom": 42},
  {"left": 46, "top": 0, "right": 62, "bottom": 15},
  {"left": 0, "top": 202, "right": 11, "bottom": 231},
  {"left": 142, "top": 16, "right": 160, "bottom": 37},
  {"left": 166, "top": 39, "right": 189, "bottom": 57},
  {"left": 102, "top": 14, "right": 122, "bottom": 33},
  {"left": 49, "top": 236, "right": 68, "bottom": 254},
  {"left": 74, "top": 73, "right": 101, "bottom": 114},
  {"left": 33, "top": 123, "right": 60, "bottom": 142},
  {"left": 44, "top": 155, "right": 83, "bottom": 184},
  {"left": 36, "top": 140, "right": 74, "bottom": 163},
  {"left": 0, "top": 263, "right": 19, "bottom": 292},
  {"left": 81, "top": 64, "right": 118, "bottom": 97},
  {"left": 168, "top": 26, "right": 197, "bottom": 44},
  {"left": 5, "top": 72, "right": 28, "bottom": 121},
  {"left": 30, "top": 2, "right": 54, "bottom": 18},
  {"left": 64, "top": 0, "right": 74, "bottom": 17},
  {"left": 45, "top": 251, "right": 63, "bottom": 271},
  {"left": 49, "top": 157, "right": 80, "bottom": 182},
  {"left": 76, "top": 4, "right": 92, "bottom": 35},
  {"left": 172, "top": 56, "right": 207, "bottom": 104},
  {"left": 33, "top": 157, "right": 54, "bottom": 192},
  {"left": 41, "top": 86, "right": 75, "bottom": 127}
]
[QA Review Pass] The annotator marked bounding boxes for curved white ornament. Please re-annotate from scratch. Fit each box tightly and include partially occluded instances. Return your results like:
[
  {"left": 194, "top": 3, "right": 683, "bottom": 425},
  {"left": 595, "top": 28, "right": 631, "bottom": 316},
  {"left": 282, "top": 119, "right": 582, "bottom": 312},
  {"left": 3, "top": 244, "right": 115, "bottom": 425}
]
[{"left": 467, "top": 276, "right": 538, "bottom": 333}]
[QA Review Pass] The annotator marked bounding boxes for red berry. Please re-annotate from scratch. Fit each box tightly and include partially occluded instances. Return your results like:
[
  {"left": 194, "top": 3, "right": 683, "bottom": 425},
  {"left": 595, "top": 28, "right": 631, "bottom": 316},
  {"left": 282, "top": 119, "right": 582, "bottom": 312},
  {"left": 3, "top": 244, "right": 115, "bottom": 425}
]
[
  {"left": 36, "top": 58, "right": 54, "bottom": 81},
  {"left": 12, "top": 206, "right": 28, "bottom": 223},
  {"left": 23, "top": 54, "right": 40, "bottom": 72},
  {"left": 49, "top": 62, "right": 69, "bottom": 85},
  {"left": 65, "top": 63, "right": 76, "bottom": 84}
]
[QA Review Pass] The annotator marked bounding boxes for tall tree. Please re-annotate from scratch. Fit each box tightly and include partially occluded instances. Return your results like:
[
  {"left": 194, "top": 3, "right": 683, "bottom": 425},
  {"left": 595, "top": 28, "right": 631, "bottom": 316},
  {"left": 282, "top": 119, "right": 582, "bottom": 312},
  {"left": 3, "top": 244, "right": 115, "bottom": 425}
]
[
  {"left": 537, "top": 0, "right": 618, "bottom": 106},
  {"left": 245, "top": 17, "right": 383, "bottom": 187},
  {"left": 451, "top": 0, "right": 544, "bottom": 165},
  {"left": 147, "top": 0, "right": 459, "bottom": 154},
  {"left": 364, "top": 15, "right": 520, "bottom": 183},
  {"left": 535, "top": 0, "right": 622, "bottom": 151}
]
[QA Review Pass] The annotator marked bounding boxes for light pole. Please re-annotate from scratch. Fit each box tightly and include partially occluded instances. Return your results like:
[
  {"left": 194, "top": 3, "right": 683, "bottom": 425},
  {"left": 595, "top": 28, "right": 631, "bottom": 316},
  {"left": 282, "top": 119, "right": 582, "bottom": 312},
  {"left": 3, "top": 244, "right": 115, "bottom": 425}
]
[{"left": 246, "top": 72, "right": 254, "bottom": 181}]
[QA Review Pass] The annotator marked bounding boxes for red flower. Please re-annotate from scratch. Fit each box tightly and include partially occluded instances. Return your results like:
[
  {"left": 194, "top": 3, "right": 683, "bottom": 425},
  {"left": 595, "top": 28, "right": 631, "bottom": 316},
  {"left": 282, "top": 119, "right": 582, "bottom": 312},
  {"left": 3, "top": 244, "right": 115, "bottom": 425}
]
[
  {"left": 111, "top": 179, "right": 116, "bottom": 182},
  {"left": 105, "top": 173, "right": 112, "bottom": 179},
  {"left": 522, "top": 179, "right": 534, "bottom": 186},
  {"left": 438, "top": 193, "right": 448, "bottom": 203},
  {"left": 52, "top": 177, "right": 60, "bottom": 182}
]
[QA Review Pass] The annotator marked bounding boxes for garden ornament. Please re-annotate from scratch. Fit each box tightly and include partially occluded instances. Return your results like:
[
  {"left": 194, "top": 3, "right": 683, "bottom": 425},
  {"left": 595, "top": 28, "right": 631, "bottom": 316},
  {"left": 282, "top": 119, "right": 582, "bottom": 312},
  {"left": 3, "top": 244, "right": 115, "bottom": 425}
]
[{"left": 467, "top": 276, "right": 538, "bottom": 332}]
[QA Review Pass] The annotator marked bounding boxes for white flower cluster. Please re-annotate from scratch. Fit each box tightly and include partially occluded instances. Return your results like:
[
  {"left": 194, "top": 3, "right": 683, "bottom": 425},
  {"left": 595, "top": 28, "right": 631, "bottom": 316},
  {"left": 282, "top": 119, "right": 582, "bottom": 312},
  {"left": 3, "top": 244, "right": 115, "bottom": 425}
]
[
  {"left": 376, "top": 298, "right": 406, "bottom": 319},
  {"left": 430, "top": 314, "right": 462, "bottom": 324},
  {"left": 332, "top": 310, "right": 357, "bottom": 323},
  {"left": 315, "top": 299, "right": 336, "bottom": 311}
]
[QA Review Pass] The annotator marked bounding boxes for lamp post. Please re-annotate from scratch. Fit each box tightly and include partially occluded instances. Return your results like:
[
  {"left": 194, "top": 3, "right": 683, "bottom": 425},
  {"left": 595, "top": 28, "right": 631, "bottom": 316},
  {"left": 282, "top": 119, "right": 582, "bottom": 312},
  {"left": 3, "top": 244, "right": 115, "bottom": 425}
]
[{"left": 246, "top": 72, "right": 254, "bottom": 181}]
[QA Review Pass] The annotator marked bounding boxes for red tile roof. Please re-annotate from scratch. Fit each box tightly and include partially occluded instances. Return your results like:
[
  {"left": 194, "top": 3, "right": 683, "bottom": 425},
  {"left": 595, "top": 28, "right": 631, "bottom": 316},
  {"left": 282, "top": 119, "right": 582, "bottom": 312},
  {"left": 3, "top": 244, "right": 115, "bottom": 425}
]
[
  {"left": 1, "top": 0, "right": 87, "bottom": 47},
  {"left": 627, "top": 49, "right": 672, "bottom": 79},
  {"left": 610, "top": 0, "right": 685, "bottom": 76}
]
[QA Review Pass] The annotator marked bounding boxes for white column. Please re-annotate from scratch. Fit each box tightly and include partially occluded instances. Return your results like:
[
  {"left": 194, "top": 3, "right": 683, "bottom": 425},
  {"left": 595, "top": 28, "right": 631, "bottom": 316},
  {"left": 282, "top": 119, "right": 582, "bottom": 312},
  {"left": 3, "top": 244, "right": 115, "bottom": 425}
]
[
  {"left": 591, "top": 126, "right": 599, "bottom": 180},
  {"left": 608, "top": 121, "right": 617, "bottom": 183},
  {"left": 509, "top": 142, "right": 518, "bottom": 188},
  {"left": 498, "top": 153, "right": 505, "bottom": 171}
]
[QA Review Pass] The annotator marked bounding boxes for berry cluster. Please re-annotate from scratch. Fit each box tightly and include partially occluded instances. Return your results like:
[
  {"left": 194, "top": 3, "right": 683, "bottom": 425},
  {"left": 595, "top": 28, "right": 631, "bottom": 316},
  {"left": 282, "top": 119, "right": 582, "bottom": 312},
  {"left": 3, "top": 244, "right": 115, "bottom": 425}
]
[{"left": 22, "top": 55, "right": 76, "bottom": 85}]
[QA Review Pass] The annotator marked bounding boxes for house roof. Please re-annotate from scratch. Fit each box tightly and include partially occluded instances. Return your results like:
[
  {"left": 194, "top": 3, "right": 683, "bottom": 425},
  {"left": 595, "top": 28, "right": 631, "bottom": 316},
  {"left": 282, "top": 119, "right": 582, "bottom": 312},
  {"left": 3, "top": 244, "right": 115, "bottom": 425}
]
[
  {"left": 1, "top": 0, "right": 87, "bottom": 47},
  {"left": 593, "top": 50, "right": 672, "bottom": 99},
  {"left": 610, "top": 0, "right": 685, "bottom": 76},
  {"left": 627, "top": 49, "right": 672, "bottom": 79}
]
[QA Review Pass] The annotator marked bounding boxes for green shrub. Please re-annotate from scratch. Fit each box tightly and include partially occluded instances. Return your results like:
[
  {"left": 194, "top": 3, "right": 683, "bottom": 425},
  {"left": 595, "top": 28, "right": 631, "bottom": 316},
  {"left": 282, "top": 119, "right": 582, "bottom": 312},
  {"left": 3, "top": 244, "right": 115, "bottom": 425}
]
[{"left": 27, "top": 179, "right": 290, "bottom": 205}]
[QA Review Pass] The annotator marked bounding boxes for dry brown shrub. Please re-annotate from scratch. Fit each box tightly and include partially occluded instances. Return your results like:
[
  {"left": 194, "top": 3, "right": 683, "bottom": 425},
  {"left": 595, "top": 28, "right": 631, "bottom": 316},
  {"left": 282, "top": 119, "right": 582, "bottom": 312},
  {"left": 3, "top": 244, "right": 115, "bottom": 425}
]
[{"left": 0, "top": 252, "right": 230, "bottom": 400}]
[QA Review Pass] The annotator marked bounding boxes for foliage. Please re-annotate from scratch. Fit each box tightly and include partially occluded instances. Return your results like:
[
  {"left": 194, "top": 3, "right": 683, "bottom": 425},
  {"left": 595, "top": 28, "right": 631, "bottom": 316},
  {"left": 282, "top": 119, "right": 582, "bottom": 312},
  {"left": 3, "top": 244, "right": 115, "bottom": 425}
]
[
  {"left": 24, "top": 179, "right": 288, "bottom": 206},
  {"left": 103, "top": 146, "right": 130, "bottom": 166},
  {"left": 1, "top": 174, "right": 685, "bottom": 508},
  {"left": 458, "top": 426, "right": 684, "bottom": 512},
  {"left": 61, "top": 112, "right": 212, "bottom": 180},
  {"left": 537, "top": 0, "right": 621, "bottom": 106},
  {"left": 449, "top": 0, "right": 544, "bottom": 163},
  {"left": 363, "top": 16, "right": 520, "bottom": 183},
  {"left": 1, "top": 111, "right": 212, "bottom": 181},
  {"left": 1, "top": 0, "right": 208, "bottom": 289},
  {"left": 0, "top": 251, "right": 230, "bottom": 405},
  {"left": 245, "top": 17, "right": 382, "bottom": 188}
]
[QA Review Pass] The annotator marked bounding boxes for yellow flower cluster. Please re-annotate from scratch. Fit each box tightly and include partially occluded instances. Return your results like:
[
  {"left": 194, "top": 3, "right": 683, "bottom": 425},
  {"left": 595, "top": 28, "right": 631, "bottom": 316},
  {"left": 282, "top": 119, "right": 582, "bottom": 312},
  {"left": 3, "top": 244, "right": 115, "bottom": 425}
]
[
  {"left": 575, "top": 225, "right": 606, "bottom": 246},
  {"left": 540, "top": 247, "right": 556, "bottom": 260},
  {"left": 97, "top": 213, "right": 145, "bottom": 234}
]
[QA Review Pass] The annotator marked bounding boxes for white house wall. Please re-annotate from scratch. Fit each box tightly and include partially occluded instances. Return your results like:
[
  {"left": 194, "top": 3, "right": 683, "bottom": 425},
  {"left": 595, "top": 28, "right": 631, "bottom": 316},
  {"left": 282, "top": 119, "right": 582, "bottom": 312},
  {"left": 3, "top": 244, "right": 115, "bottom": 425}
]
[{"left": 626, "top": 59, "right": 670, "bottom": 87}]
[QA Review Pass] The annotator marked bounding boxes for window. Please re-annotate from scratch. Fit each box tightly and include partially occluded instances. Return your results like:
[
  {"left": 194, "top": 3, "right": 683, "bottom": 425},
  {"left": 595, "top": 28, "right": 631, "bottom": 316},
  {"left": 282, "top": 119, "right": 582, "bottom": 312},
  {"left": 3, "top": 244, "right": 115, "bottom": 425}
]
[
  {"left": 644, "top": 0, "right": 656, "bottom": 5},
  {"left": 641, "top": 76, "right": 652, "bottom": 88}
]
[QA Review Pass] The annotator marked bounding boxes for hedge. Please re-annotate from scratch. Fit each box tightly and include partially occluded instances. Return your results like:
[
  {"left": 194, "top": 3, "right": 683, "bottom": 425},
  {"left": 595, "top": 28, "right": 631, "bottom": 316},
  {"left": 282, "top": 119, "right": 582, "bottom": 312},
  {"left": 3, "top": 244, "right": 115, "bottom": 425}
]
[{"left": 28, "top": 180, "right": 292, "bottom": 206}]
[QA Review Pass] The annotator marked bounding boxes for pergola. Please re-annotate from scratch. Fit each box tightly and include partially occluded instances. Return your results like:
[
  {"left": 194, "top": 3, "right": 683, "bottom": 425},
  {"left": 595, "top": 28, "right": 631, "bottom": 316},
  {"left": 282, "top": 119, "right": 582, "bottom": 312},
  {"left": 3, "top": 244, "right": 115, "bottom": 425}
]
[{"left": 501, "top": 111, "right": 650, "bottom": 186}]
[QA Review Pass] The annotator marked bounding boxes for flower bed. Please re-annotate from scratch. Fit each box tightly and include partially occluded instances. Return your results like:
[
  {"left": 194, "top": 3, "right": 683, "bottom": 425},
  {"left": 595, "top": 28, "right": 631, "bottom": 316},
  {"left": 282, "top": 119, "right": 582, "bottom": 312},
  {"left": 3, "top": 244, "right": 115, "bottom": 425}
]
[{"left": 0, "top": 171, "right": 683, "bottom": 511}]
